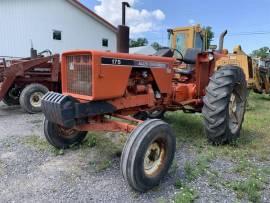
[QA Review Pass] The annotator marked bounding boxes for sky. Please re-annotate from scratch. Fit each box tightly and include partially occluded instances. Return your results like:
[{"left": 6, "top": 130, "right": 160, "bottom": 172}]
[{"left": 80, "top": 0, "right": 270, "bottom": 53}]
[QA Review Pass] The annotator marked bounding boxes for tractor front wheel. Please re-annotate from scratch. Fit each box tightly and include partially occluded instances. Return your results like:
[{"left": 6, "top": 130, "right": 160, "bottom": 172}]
[
  {"left": 44, "top": 118, "right": 87, "bottom": 149},
  {"left": 202, "top": 66, "right": 247, "bottom": 145},
  {"left": 120, "top": 119, "right": 176, "bottom": 192}
]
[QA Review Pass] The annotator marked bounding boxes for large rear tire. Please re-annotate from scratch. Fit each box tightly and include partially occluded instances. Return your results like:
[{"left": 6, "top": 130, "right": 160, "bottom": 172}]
[
  {"left": 44, "top": 118, "right": 87, "bottom": 149},
  {"left": 202, "top": 66, "right": 247, "bottom": 145},
  {"left": 19, "top": 83, "right": 48, "bottom": 113},
  {"left": 120, "top": 119, "right": 176, "bottom": 192}
]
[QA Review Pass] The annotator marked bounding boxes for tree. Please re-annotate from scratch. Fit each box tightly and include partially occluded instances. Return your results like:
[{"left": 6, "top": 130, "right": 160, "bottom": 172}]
[
  {"left": 151, "top": 42, "right": 162, "bottom": 50},
  {"left": 251, "top": 47, "right": 270, "bottom": 59},
  {"left": 129, "top": 38, "right": 148, "bottom": 48},
  {"left": 203, "top": 26, "right": 214, "bottom": 48}
]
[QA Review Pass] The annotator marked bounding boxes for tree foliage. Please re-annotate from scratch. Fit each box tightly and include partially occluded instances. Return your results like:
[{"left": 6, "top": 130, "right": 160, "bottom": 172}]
[
  {"left": 251, "top": 47, "right": 270, "bottom": 59},
  {"left": 129, "top": 38, "right": 148, "bottom": 48},
  {"left": 203, "top": 26, "right": 214, "bottom": 48}
]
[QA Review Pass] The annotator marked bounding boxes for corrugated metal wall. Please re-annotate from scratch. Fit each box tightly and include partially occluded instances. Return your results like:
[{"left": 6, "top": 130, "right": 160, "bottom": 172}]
[{"left": 0, "top": 0, "right": 117, "bottom": 57}]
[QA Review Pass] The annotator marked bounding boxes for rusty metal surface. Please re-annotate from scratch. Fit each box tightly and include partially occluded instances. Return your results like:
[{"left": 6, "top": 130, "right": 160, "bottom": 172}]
[
  {"left": 0, "top": 54, "right": 60, "bottom": 101},
  {"left": 117, "top": 25, "right": 130, "bottom": 53}
]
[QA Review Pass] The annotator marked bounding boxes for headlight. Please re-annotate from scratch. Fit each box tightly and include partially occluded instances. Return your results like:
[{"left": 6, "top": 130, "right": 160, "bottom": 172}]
[{"left": 208, "top": 53, "right": 214, "bottom": 61}]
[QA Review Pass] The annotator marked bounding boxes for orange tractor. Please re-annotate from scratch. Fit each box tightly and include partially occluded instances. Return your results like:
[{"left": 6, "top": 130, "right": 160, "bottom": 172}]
[{"left": 41, "top": 2, "right": 247, "bottom": 192}]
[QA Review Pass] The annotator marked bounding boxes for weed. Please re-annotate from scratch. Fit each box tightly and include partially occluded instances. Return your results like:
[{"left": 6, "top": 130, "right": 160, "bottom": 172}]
[
  {"left": 174, "top": 186, "right": 198, "bottom": 203},
  {"left": 230, "top": 178, "right": 263, "bottom": 203},
  {"left": 174, "top": 178, "right": 183, "bottom": 189},
  {"left": 22, "top": 135, "right": 50, "bottom": 151},
  {"left": 184, "top": 155, "right": 211, "bottom": 182},
  {"left": 83, "top": 133, "right": 97, "bottom": 148},
  {"left": 89, "top": 159, "right": 112, "bottom": 172}
]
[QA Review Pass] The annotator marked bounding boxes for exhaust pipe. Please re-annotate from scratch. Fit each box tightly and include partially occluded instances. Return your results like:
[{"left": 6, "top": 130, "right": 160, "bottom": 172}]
[
  {"left": 117, "top": 2, "right": 130, "bottom": 53},
  {"left": 219, "top": 30, "right": 228, "bottom": 53}
]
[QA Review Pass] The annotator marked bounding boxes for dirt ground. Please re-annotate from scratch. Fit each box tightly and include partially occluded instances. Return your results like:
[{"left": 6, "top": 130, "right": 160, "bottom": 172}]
[{"left": 0, "top": 93, "right": 269, "bottom": 203}]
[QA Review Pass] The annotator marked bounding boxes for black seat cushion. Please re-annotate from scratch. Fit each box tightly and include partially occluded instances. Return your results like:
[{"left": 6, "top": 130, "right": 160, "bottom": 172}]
[{"left": 177, "top": 68, "right": 194, "bottom": 75}]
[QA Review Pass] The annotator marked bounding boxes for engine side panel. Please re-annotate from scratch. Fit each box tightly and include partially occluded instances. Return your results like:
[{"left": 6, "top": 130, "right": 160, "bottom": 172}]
[
  {"left": 151, "top": 68, "right": 173, "bottom": 94},
  {"left": 61, "top": 50, "right": 175, "bottom": 101}
]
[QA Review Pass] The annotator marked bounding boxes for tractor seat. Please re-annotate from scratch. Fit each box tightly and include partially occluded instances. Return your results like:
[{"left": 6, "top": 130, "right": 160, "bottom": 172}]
[{"left": 182, "top": 48, "right": 202, "bottom": 64}]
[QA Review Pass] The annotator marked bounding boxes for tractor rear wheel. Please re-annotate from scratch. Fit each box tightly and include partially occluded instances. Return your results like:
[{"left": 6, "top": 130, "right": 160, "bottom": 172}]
[
  {"left": 120, "top": 119, "right": 176, "bottom": 192},
  {"left": 19, "top": 83, "right": 49, "bottom": 113},
  {"left": 44, "top": 118, "right": 87, "bottom": 149},
  {"left": 202, "top": 66, "right": 247, "bottom": 145},
  {"left": 3, "top": 87, "right": 20, "bottom": 106}
]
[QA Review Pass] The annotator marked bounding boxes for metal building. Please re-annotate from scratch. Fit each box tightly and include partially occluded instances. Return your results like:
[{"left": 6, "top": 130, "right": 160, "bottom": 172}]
[{"left": 0, "top": 0, "right": 117, "bottom": 57}]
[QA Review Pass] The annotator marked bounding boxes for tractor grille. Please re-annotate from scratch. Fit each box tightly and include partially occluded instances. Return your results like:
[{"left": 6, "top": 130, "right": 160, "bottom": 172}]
[{"left": 66, "top": 55, "right": 92, "bottom": 96}]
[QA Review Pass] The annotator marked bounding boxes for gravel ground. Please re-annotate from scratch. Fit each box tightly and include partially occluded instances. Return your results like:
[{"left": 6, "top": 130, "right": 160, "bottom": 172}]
[{"left": 0, "top": 102, "right": 269, "bottom": 202}]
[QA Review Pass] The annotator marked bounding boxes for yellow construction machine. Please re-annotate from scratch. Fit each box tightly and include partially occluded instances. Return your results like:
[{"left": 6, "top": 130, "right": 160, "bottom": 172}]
[
  {"left": 215, "top": 43, "right": 255, "bottom": 88},
  {"left": 167, "top": 24, "right": 208, "bottom": 57},
  {"left": 252, "top": 58, "right": 270, "bottom": 94},
  {"left": 168, "top": 25, "right": 254, "bottom": 88}
]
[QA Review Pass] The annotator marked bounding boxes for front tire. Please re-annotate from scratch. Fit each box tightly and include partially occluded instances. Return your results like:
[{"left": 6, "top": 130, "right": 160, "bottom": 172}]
[
  {"left": 19, "top": 83, "right": 49, "bottom": 113},
  {"left": 120, "top": 119, "right": 176, "bottom": 192},
  {"left": 44, "top": 118, "right": 87, "bottom": 149},
  {"left": 202, "top": 66, "right": 247, "bottom": 145}
]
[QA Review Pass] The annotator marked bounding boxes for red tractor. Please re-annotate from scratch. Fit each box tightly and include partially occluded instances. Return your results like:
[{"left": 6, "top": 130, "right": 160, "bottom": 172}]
[
  {"left": 0, "top": 49, "right": 60, "bottom": 113},
  {"left": 41, "top": 3, "right": 247, "bottom": 192}
]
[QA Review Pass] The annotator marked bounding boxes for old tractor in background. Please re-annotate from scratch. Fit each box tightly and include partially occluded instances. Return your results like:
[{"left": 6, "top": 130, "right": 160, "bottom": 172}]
[
  {"left": 0, "top": 49, "right": 60, "bottom": 113},
  {"left": 41, "top": 2, "right": 247, "bottom": 192},
  {"left": 252, "top": 58, "right": 270, "bottom": 94}
]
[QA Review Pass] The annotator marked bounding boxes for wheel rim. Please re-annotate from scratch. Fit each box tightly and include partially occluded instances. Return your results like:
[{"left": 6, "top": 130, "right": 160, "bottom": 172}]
[
  {"left": 57, "top": 125, "right": 79, "bottom": 139},
  {"left": 30, "top": 92, "right": 44, "bottom": 108},
  {"left": 228, "top": 90, "right": 245, "bottom": 133},
  {"left": 144, "top": 139, "right": 166, "bottom": 176}
]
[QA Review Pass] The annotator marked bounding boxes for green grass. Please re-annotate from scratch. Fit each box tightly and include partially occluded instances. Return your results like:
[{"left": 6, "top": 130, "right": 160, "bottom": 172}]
[
  {"left": 22, "top": 134, "right": 65, "bottom": 156},
  {"left": 230, "top": 178, "right": 264, "bottom": 203},
  {"left": 79, "top": 132, "right": 126, "bottom": 172},
  {"left": 166, "top": 92, "right": 270, "bottom": 202},
  {"left": 184, "top": 154, "right": 213, "bottom": 181},
  {"left": 22, "top": 134, "right": 51, "bottom": 151},
  {"left": 174, "top": 186, "right": 198, "bottom": 203}
]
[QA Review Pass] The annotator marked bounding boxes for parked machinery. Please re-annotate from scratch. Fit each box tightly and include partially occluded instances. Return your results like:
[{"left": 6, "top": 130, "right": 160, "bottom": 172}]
[
  {"left": 0, "top": 49, "right": 60, "bottom": 113},
  {"left": 168, "top": 24, "right": 208, "bottom": 53},
  {"left": 214, "top": 40, "right": 255, "bottom": 89},
  {"left": 168, "top": 26, "right": 254, "bottom": 88},
  {"left": 41, "top": 2, "right": 247, "bottom": 192},
  {"left": 252, "top": 58, "right": 270, "bottom": 94}
]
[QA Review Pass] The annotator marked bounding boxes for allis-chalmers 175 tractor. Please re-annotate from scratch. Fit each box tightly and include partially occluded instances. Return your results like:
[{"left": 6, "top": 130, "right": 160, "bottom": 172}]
[{"left": 41, "top": 2, "right": 247, "bottom": 192}]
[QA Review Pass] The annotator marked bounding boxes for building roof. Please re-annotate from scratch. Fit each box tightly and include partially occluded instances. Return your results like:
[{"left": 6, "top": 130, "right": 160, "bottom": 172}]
[
  {"left": 129, "top": 46, "right": 157, "bottom": 55},
  {"left": 67, "top": 0, "right": 118, "bottom": 33}
]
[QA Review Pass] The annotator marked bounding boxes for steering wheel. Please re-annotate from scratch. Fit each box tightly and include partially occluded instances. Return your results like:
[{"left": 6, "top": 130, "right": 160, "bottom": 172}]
[{"left": 172, "top": 49, "right": 184, "bottom": 61}]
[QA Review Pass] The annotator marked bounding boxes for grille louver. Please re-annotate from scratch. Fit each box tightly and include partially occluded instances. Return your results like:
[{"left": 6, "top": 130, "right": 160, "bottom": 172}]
[{"left": 66, "top": 55, "right": 92, "bottom": 96}]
